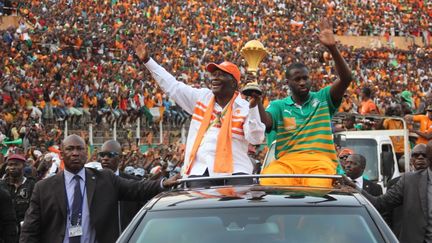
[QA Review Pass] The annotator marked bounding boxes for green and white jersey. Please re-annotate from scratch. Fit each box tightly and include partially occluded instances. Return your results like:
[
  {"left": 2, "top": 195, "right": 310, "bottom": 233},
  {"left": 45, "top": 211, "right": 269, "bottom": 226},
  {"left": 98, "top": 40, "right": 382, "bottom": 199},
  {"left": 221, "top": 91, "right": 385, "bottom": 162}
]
[{"left": 266, "top": 86, "right": 340, "bottom": 162}]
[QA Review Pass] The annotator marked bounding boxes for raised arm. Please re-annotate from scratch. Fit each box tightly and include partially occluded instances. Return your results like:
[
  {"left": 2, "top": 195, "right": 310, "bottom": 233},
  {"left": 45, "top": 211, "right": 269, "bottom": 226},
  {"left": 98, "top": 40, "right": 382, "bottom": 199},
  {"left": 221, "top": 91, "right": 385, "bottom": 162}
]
[
  {"left": 319, "top": 18, "right": 353, "bottom": 105},
  {"left": 132, "top": 37, "right": 206, "bottom": 114},
  {"left": 249, "top": 93, "right": 273, "bottom": 131}
]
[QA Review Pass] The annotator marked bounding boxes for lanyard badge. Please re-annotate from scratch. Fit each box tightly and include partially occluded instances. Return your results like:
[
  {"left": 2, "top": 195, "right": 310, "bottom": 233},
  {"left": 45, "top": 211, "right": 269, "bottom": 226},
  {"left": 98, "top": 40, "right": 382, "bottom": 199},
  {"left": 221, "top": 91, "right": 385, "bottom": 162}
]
[
  {"left": 68, "top": 214, "right": 83, "bottom": 237},
  {"left": 69, "top": 225, "right": 83, "bottom": 237}
]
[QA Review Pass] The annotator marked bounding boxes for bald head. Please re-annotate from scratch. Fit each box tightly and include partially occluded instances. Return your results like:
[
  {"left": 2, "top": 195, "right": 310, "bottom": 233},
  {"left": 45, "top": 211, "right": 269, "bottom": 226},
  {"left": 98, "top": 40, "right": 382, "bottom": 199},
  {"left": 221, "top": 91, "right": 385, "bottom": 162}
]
[
  {"left": 412, "top": 144, "right": 427, "bottom": 153},
  {"left": 348, "top": 154, "right": 366, "bottom": 168},
  {"left": 101, "top": 140, "right": 122, "bottom": 154},
  {"left": 100, "top": 140, "right": 122, "bottom": 171},
  {"left": 62, "top": 134, "right": 86, "bottom": 148}
]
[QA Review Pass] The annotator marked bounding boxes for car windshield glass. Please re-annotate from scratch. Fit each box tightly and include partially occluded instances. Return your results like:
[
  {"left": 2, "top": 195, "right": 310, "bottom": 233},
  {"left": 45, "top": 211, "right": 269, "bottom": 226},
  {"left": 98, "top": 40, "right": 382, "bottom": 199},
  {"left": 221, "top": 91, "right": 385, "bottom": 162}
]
[
  {"left": 129, "top": 207, "right": 384, "bottom": 243},
  {"left": 345, "top": 138, "right": 378, "bottom": 181}
]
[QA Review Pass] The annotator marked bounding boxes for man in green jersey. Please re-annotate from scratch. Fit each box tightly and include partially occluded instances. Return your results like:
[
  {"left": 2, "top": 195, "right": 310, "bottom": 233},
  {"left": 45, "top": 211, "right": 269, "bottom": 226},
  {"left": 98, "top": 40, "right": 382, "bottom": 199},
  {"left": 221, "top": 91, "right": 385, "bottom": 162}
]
[{"left": 253, "top": 18, "right": 353, "bottom": 187}]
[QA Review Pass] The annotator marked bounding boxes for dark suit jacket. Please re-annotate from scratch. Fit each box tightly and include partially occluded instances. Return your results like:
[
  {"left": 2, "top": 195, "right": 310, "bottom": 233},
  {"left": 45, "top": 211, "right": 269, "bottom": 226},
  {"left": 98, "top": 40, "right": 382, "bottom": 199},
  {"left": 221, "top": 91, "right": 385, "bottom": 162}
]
[
  {"left": 118, "top": 172, "right": 144, "bottom": 232},
  {"left": 364, "top": 169, "right": 429, "bottom": 243},
  {"left": 0, "top": 181, "right": 17, "bottom": 243},
  {"left": 19, "top": 168, "right": 164, "bottom": 243},
  {"left": 362, "top": 179, "right": 383, "bottom": 196},
  {"left": 386, "top": 176, "right": 403, "bottom": 238}
]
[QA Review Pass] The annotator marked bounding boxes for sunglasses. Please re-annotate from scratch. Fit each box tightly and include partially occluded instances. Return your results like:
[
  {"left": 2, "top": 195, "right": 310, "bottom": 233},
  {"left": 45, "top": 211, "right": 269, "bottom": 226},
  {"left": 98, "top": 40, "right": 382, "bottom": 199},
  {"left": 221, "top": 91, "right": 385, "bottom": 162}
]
[
  {"left": 412, "top": 152, "right": 426, "bottom": 158},
  {"left": 98, "top": 151, "right": 120, "bottom": 158}
]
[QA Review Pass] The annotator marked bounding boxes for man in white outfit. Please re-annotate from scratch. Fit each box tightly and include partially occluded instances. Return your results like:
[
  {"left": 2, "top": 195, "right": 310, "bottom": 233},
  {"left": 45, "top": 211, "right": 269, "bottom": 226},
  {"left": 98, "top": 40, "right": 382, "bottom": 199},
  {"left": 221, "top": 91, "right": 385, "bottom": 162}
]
[{"left": 133, "top": 40, "right": 265, "bottom": 187}]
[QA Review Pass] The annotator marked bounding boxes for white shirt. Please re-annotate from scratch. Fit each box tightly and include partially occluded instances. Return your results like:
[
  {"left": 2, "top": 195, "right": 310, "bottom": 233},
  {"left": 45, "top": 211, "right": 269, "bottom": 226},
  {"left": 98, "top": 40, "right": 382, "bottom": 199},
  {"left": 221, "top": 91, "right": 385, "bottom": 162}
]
[
  {"left": 352, "top": 176, "right": 363, "bottom": 189},
  {"left": 145, "top": 58, "right": 266, "bottom": 176}
]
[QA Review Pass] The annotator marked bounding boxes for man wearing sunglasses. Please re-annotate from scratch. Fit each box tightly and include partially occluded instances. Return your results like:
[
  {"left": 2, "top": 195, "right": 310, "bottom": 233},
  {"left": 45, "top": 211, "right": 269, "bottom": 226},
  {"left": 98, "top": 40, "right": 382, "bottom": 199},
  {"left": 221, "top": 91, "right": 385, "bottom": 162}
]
[
  {"left": 346, "top": 141, "right": 432, "bottom": 242},
  {"left": 386, "top": 143, "right": 430, "bottom": 237},
  {"left": 99, "top": 140, "right": 144, "bottom": 233}
]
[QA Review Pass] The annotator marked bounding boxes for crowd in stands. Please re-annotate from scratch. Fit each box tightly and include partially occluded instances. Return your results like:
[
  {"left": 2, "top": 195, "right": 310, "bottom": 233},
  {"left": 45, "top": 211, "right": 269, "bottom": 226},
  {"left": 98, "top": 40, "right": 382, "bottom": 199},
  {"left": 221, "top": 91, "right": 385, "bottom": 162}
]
[{"left": 0, "top": 0, "right": 431, "bottom": 177}]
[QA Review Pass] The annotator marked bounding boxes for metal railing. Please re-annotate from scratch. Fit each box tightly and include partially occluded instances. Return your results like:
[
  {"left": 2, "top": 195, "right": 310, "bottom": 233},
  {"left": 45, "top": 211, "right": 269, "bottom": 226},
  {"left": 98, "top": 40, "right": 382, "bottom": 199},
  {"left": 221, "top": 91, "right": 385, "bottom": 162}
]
[
  {"left": 63, "top": 118, "right": 187, "bottom": 147},
  {"left": 178, "top": 174, "right": 344, "bottom": 188}
]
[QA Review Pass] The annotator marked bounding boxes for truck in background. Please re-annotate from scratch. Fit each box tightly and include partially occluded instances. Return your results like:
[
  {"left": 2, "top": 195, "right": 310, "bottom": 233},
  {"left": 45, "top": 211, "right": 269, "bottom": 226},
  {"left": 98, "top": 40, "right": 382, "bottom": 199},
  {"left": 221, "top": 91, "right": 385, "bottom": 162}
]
[{"left": 262, "top": 114, "right": 411, "bottom": 190}]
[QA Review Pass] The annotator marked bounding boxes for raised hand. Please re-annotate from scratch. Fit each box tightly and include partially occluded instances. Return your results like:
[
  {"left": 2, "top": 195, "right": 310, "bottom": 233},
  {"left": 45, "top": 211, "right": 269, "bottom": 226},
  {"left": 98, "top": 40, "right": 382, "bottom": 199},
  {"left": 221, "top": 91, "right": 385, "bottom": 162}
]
[
  {"left": 132, "top": 36, "right": 149, "bottom": 62},
  {"left": 248, "top": 91, "right": 262, "bottom": 108},
  {"left": 318, "top": 18, "right": 336, "bottom": 47}
]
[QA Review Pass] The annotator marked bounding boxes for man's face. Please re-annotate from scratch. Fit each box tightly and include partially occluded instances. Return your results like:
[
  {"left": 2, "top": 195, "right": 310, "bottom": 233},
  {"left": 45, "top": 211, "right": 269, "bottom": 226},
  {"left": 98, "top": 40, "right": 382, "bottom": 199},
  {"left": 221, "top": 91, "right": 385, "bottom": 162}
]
[
  {"left": 61, "top": 136, "right": 87, "bottom": 174},
  {"left": 427, "top": 110, "right": 432, "bottom": 120},
  {"left": 287, "top": 67, "right": 311, "bottom": 97},
  {"left": 343, "top": 155, "right": 364, "bottom": 179},
  {"left": 209, "top": 69, "right": 236, "bottom": 97},
  {"left": 99, "top": 145, "right": 121, "bottom": 172},
  {"left": 411, "top": 145, "right": 429, "bottom": 171},
  {"left": 6, "top": 159, "right": 24, "bottom": 178}
]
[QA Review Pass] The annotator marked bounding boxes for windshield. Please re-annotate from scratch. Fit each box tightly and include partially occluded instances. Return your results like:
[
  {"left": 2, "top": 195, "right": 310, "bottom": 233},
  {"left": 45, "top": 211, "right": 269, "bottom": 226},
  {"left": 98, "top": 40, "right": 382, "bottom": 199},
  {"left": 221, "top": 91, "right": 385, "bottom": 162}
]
[
  {"left": 129, "top": 207, "right": 384, "bottom": 243},
  {"left": 344, "top": 139, "right": 379, "bottom": 181}
]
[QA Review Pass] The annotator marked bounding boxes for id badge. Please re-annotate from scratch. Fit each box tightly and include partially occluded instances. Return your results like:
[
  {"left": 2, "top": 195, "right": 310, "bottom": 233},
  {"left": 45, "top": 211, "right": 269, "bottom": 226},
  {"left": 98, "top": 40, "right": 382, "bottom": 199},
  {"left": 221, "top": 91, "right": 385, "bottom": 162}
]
[{"left": 69, "top": 225, "right": 83, "bottom": 237}]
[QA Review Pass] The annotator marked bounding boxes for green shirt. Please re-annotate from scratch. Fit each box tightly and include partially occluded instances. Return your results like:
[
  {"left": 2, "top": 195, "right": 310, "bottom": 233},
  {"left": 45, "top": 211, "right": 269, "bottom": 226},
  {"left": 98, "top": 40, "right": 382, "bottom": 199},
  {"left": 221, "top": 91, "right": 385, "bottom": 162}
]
[{"left": 266, "top": 86, "right": 340, "bottom": 162}]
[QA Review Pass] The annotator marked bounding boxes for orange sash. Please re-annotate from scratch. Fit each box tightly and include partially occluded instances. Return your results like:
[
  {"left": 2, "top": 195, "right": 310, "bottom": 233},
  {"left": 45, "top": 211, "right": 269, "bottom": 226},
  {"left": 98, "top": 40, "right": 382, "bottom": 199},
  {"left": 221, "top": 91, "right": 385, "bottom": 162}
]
[{"left": 185, "top": 93, "right": 238, "bottom": 175}]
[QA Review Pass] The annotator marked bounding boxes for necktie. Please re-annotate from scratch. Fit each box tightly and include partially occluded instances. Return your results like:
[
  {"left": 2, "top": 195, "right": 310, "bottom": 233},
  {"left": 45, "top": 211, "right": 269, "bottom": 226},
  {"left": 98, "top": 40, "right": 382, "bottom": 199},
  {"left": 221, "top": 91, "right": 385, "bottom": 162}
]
[{"left": 70, "top": 175, "right": 83, "bottom": 243}]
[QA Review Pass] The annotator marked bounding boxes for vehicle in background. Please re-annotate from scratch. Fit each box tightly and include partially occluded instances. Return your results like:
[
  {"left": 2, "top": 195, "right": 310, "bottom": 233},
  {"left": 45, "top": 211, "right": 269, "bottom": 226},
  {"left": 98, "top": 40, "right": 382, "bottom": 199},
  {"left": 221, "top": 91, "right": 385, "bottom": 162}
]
[{"left": 263, "top": 114, "right": 411, "bottom": 190}]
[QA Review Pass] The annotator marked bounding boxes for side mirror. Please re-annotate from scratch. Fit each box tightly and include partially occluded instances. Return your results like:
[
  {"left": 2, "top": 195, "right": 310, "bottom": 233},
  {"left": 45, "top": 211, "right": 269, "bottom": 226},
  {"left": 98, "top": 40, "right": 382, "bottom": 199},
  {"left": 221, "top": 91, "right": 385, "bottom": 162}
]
[
  {"left": 381, "top": 151, "right": 394, "bottom": 184},
  {"left": 334, "top": 134, "right": 347, "bottom": 148}
]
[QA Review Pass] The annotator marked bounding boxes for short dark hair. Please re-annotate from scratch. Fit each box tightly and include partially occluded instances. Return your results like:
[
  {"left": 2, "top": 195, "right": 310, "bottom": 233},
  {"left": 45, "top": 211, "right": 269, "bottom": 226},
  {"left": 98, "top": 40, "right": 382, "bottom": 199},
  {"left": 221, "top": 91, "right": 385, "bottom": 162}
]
[
  {"left": 285, "top": 63, "right": 308, "bottom": 79},
  {"left": 361, "top": 87, "right": 372, "bottom": 98},
  {"left": 350, "top": 154, "right": 366, "bottom": 169}
]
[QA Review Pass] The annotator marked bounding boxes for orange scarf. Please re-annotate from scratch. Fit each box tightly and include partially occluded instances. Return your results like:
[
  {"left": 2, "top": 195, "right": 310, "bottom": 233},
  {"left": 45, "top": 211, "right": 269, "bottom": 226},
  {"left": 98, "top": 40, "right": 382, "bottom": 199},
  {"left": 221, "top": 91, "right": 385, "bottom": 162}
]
[{"left": 185, "top": 92, "right": 238, "bottom": 175}]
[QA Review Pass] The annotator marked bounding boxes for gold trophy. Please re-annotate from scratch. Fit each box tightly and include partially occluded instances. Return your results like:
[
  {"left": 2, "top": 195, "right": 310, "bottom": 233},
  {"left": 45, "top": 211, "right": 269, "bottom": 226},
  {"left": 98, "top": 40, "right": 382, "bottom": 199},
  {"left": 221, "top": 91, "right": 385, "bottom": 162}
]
[{"left": 240, "top": 40, "right": 268, "bottom": 96}]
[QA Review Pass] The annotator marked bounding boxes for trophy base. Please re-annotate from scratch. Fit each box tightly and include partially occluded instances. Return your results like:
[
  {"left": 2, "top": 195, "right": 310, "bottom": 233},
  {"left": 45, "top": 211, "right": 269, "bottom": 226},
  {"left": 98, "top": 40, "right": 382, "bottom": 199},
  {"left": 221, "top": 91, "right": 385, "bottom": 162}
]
[{"left": 241, "top": 83, "right": 262, "bottom": 96}]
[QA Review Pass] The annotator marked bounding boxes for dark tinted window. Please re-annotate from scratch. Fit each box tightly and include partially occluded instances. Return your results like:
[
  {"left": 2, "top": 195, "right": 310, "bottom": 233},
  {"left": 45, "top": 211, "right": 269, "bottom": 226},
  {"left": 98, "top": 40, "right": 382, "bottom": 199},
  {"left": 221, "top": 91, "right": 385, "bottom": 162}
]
[
  {"left": 129, "top": 207, "right": 384, "bottom": 243},
  {"left": 345, "top": 139, "right": 379, "bottom": 180}
]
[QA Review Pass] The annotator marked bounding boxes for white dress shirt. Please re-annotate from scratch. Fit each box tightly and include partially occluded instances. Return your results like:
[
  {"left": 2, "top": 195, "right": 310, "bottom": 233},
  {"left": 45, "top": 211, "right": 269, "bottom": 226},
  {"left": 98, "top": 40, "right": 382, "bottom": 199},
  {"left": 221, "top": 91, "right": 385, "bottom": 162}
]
[{"left": 352, "top": 176, "right": 363, "bottom": 189}]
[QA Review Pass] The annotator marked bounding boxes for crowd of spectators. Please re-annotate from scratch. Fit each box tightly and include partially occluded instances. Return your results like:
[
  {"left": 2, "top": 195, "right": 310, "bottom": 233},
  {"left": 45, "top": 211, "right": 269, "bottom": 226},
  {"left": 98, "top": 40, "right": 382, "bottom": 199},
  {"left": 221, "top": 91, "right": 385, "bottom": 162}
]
[{"left": 0, "top": 0, "right": 431, "bottom": 177}]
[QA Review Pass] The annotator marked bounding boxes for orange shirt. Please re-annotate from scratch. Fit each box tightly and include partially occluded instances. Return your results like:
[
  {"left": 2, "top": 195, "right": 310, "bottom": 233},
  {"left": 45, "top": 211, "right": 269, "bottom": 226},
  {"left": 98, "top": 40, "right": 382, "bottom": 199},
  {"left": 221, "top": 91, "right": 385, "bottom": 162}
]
[
  {"left": 359, "top": 99, "right": 379, "bottom": 115},
  {"left": 413, "top": 115, "right": 432, "bottom": 144},
  {"left": 51, "top": 99, "right": 60, "bottom": 107},
  {"left": 383, "top": 119, "right": 404, "bottom": 153},
  {"left": 339, "top": 100, "right": 353, "bottom": 113},
  {"left": 4, "top": 113, "right": 14, "bottom": 124},
  {"left": 82, "top": 94, "right": 90, "bottom": 108},
  {"left": 145, "top": 97, "right": 155, "bottom": 108}
]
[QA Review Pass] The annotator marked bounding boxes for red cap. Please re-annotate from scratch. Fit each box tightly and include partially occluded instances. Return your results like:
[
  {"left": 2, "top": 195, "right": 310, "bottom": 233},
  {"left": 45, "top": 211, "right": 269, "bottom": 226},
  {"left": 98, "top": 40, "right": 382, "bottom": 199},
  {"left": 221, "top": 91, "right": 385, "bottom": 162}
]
[
  {"left": 338, "top": 148, "right": 354, "bottom": 157},
  {"left": 7, "top": 154, "right": 27, "bottom": 163},
  {"left": 206, "top": 61, "right": 241, "bottom": 83}
]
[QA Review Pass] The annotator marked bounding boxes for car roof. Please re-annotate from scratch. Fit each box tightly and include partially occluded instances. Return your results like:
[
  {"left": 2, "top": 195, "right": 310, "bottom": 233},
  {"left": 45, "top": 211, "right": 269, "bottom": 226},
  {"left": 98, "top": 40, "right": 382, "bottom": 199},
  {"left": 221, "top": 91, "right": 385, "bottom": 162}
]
[
  {"left": 146, "top": 185, "right": 365, "bottom": 211},
  {"left": 335, "top": 130, "right": 404, "bottom": 139}
]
